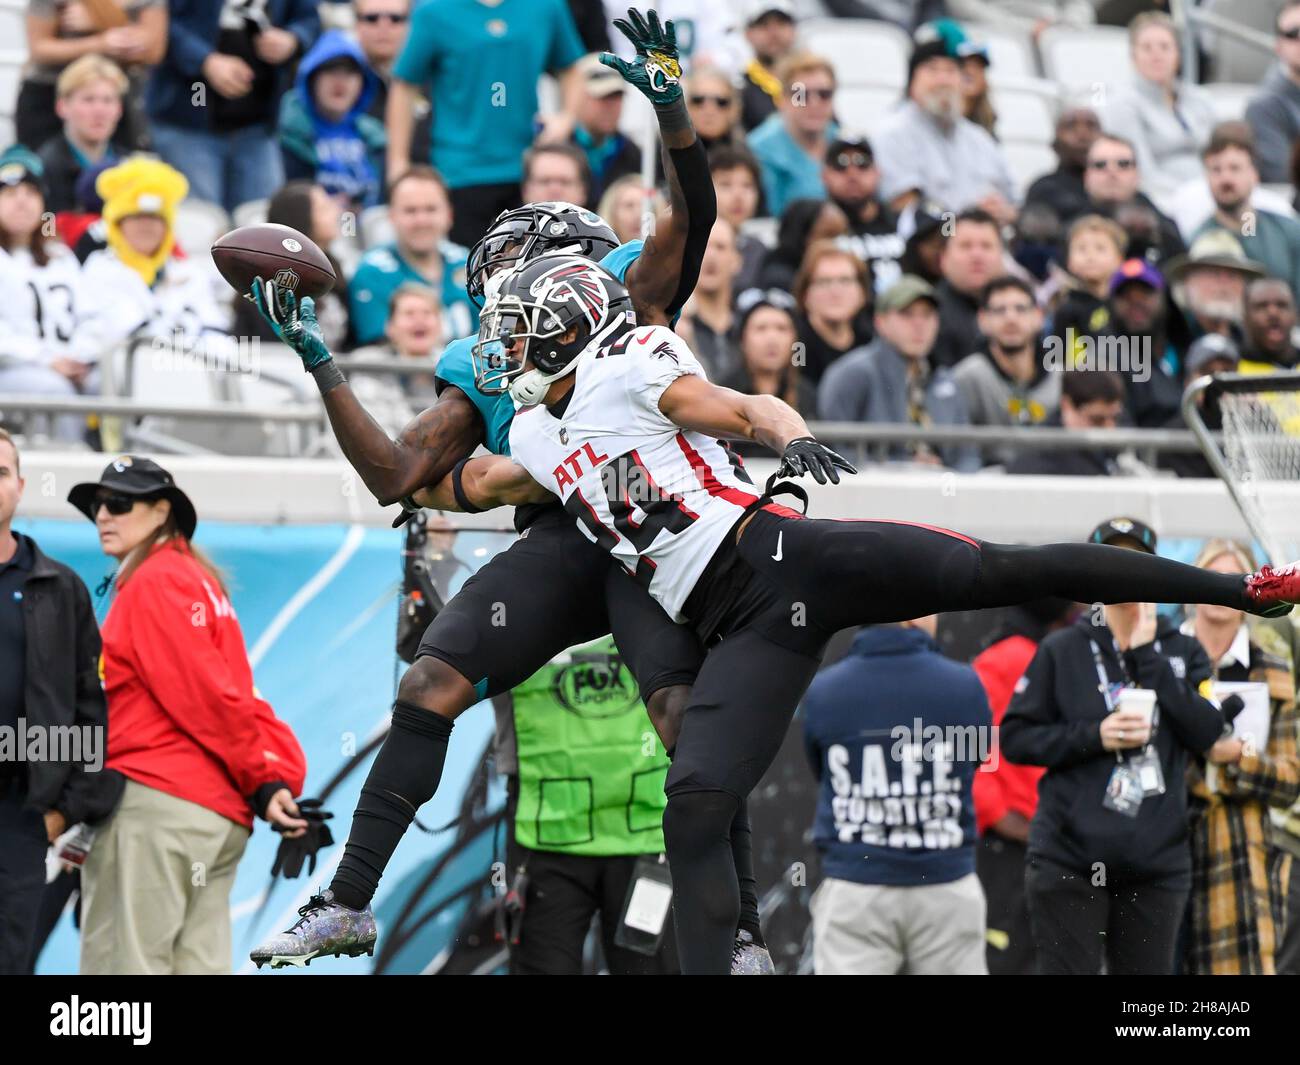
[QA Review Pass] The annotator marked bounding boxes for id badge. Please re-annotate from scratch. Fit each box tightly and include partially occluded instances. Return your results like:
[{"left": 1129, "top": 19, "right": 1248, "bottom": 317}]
[
  {"left": 1131, "top": 746, "right": 1166, "bottom": 796},
  {"left": 614, "top": 854, "right": 674, "bottom": 956},
  {"left": 1102, "top": 762, "right": 1144, "bottom": 818}
]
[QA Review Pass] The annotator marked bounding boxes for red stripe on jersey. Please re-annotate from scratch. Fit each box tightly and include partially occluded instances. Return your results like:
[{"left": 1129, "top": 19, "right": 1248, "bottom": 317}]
[
  {"left": 763, "top": 502, "right": 805, "bottom": 520},
  {"left": 675, "top": 433, "right": 759, "bottom": 509},
  {"left": 630, "top": 448, "right": 698, "bottom": 520}
]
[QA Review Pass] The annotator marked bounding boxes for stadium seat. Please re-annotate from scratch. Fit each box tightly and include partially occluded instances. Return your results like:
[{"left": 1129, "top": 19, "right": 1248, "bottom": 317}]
[
  {"left": 1038, "top": 25, "right": 1132, "bottom": 95},
  {"left": 836, "top": 84, "right": 903, "bottom": 134},
  {"left": 232, "top": 198, "right": 270, "bottom": 228},
  {"left": 740, "top": 216, "right": 778, "bottom": 249},
  {"left": 967, "top": 26, "right": 1040, "bottom": 82},
  {"left": 359, "top": 204, "right": 395, "bottom": 249},
  {"left": 0, "top": 50, "right": 25, "bottom": 133},
  {"left": 0, "top": 4, "right": 25, "bottom": 56},
  {"left": 799, "top": 18, "right": 910, "bottom": 89},
  {"left": 1002, "top": 141, "right": 1057, "bottom": 197},
  {"left": 319, "top": 1, "right": 356, "bottom": 31},
  {"left": 992, "top": 88, "right": 1058, "bottom": 145},
  {"left": 1199, "top": 0, "right": 1276, "bottom": 84},
  {"left": 173, "top": 199, "right": 231, "bottom": 261},
  {"left": 1203, "top": 82, "right": 1259, "bottom": 124}
]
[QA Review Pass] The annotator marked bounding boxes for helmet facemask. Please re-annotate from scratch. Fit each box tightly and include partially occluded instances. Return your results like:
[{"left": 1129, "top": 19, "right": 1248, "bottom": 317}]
[{"left": 471, "top": 292, "right": 587, "bottom": 401}]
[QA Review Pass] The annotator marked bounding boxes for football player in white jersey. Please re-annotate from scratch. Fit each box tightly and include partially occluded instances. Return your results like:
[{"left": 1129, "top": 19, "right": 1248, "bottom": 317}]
[{"left": 415, "top": 252, "right": 1300, "bottom": 973}]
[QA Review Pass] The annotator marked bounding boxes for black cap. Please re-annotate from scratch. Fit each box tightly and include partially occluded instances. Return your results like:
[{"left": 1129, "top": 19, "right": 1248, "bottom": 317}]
[
  {"left": 68, "top": 455, "right": 197, "bottom": 540},
  {"left": 736, "top": 286, "right": 797, "bottom": 333},
  {"left": 1088, "top": 516, "right": 1157, "bottom": 554},
  {"left": 825, "top": 134, "right": 873, "bottom": 168},
  {"left": 908, "top": 37, "right": 954, "bottom": 83}
]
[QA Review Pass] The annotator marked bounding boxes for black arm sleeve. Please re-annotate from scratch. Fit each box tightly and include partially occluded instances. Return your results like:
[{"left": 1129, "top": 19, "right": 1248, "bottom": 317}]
[{"left": 664, "top": 138, "right": 717, "bottom": 320}]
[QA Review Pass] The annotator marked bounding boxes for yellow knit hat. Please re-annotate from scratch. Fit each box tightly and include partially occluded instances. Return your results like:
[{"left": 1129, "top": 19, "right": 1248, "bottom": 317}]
[{"left": 97, "top": 156, "right": 189, "bottom": 286}]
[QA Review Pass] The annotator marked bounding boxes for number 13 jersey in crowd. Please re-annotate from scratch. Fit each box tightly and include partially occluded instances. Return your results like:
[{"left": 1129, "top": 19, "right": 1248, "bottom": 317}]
[{"left": 509, "top": 324, "right": 760, "bottom": 622}]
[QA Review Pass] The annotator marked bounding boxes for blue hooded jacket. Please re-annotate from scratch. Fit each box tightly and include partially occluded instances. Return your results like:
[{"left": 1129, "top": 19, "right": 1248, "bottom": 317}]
[
  {"left": 802, "top": 625, "right": 991, "bottom": 886},
  {"left": 279, "top": 31, "right": 386, "bottom": 208}
]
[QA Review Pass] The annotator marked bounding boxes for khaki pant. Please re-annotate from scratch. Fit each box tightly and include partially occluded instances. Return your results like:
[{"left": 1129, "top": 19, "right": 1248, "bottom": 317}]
[
  {"left": 810, "top": 872, "right": 988, "bottom": 975},
  {"left": 80, "top": 778, "right": 250, "bottom": 974}
]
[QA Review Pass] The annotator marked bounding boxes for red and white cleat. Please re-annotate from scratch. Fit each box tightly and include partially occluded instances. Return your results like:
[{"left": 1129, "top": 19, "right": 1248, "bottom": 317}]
[{"left": 1243, "top": 564, "right": 1300, "bottom": 618}]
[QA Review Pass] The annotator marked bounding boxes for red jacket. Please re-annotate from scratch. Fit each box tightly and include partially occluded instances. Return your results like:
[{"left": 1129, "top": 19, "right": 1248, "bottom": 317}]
[
  {"left": 971, "top": 634, "right": 1045, "bottom": 835},
  {"left": 100, "top": 541, "right": 306, "bottom": 828}
]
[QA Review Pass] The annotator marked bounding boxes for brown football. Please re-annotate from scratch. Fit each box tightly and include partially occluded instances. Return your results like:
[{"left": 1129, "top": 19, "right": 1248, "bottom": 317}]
[{"left": 211, "top": 223, "right": 336, "bottom": 300}]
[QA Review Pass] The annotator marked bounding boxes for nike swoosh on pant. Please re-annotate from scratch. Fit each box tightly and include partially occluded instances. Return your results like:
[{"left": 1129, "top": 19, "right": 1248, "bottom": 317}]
[{"left": 771, "top": 531, "right": 783, "bottom": 561}]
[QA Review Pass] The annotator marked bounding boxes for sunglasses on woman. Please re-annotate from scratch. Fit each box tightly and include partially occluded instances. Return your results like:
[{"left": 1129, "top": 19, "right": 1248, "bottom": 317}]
[
  {"left": 689, "top": 94, "right": 732, "bottom": 108},
  {"left": 359, "top": 12, "right": 408, "bottom": 23},
  {"left": 93, "top": 492, "right": 143, "bottom": 516}
]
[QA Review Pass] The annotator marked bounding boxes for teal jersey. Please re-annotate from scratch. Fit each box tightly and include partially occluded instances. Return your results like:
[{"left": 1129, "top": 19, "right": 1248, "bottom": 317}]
[
  {"left": 434, "top": 239, "right": 644, "bottom": 455},
  {"left": 393, "top": 0, "right": 585, "bottom": 187},
  {"left": 347, "top": 241, "right": 479, "bottom": 346}
]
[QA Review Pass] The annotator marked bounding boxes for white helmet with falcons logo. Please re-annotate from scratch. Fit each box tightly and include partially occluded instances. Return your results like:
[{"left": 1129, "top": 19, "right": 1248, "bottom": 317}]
[{"left": 472, "top": 253, "right": 633, "bottom": 405}]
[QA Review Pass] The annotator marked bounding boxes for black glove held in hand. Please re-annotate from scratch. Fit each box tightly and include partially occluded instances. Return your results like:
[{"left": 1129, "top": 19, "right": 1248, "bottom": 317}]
[
  {"left": 778, "top": 437, "right": 857, "bottom": 484},
  {"left": 271, "top": 798, "right": 334, "bottom": 879}
]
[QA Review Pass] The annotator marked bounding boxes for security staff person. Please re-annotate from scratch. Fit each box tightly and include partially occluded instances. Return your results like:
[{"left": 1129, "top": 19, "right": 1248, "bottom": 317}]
[
  {"left": 499, "top": 636, "right": 679, "bottom": 974},
  {"left": 0, "top": 429, "right": 115, "bottom": 973}
]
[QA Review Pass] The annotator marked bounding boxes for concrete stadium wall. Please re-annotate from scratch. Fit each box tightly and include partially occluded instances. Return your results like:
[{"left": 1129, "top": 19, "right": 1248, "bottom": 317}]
[{"left": 17, "top": 449, "right": 1255, "bottom": 543}]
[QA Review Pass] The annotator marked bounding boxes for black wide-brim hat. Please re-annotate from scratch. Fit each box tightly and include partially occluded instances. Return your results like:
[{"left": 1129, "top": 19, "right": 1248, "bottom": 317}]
[{"left": 67, "top": 455, "right": 198, "bottom": 540}]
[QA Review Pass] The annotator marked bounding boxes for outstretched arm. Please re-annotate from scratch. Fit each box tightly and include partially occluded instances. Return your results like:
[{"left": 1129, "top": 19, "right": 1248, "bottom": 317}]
[
  {"left": 248, "top": 279, "right": 484, "bottom": 505},
  {"left": 659, "top": 375, "right": 856, "bottom": 484},
  {"left": 601, "top": 8, "right": 716, "bottom": 324},
  {"left": 326, "top": 385, "right": 485, "bottom": 506},
  {"left": 660, "top": 375, "right": 807, "bottom": 451},
  {"left": 412, "top": 456, "right": 555, "bottom": 512}
]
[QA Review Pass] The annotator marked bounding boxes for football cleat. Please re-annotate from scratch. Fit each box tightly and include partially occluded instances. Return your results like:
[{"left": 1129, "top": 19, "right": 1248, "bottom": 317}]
[
  {"left": 1243, "top": 564, "right": 1300, "bottom": 618},
  {"left": 730, "top": 929, "right": 775, "bottom": 975},
  {"left": 249, "top": 890, "right": 377, "bottom": 970}
]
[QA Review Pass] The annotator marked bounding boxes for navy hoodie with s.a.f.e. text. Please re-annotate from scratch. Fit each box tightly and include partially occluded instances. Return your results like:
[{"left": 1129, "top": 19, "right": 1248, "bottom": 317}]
[{"left": 802, "top": 625, "right": 992, "bottom": 886}]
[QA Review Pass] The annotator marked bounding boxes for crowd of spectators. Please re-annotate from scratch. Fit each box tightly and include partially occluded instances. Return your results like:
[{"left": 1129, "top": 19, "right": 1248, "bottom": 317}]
[{"left": 1, "top": 0, "right": 1299, "bottom": 476}]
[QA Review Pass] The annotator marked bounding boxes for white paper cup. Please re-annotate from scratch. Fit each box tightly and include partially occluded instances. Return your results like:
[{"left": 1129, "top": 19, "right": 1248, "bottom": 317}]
[{"left": 1116, "top": 687, "right": 1156, "bottom": 727}]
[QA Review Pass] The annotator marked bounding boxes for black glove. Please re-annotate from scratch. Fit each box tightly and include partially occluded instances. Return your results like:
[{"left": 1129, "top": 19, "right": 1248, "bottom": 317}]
[
  {"left": 270, "top": 798, "right": 334, "bottom": 879},
  {"left": 777, "top": 437, "right": 857, "bottom": 485}
]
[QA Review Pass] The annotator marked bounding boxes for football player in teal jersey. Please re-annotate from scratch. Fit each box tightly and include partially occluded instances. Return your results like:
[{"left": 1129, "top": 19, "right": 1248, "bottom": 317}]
[{"left": 248, "top": 10, "right": 775, "bottom": 974}]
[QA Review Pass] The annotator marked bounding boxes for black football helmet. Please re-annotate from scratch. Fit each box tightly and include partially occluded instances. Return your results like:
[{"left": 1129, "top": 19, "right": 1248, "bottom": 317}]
[
  {"left": 466, "top": 202, "right": 620, "bottom": 306},
  {"left": 472, "top": 253, "right": 633, "bottom": 402}
]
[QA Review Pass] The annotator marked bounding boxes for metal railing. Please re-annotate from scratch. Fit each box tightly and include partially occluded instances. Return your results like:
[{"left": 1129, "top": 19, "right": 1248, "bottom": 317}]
[
  {"left": 0, "top": 389, "right": 1217, "bottom": 468},
  {"left": 810, "top": 422, "right": 1208, "bottom": 470}
]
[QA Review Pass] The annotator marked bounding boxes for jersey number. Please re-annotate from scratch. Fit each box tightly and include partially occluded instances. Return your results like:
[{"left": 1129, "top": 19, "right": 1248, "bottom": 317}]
[
  {"left": 28, "top": 281, "right": 76, "bottom": 343},
  {"left": 565, "top": 451, "right": 698, "bottom": 589}
]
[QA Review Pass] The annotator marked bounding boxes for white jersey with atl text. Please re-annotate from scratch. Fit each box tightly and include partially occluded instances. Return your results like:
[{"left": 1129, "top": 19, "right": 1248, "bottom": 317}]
[{"left": 508, "top": 324, "right": 761, "bottom": 622}]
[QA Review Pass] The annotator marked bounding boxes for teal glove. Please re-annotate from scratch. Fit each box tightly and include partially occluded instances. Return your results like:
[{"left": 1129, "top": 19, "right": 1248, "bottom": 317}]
[
  {"left": 246, "top": 277, "right": 333, "bottom": 371},
  {"left": 600, "top": 7, "right": 683, "bottom": 106}
]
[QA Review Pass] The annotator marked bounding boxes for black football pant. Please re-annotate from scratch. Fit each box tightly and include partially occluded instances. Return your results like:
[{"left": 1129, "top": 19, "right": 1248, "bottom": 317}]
[
  {"left": 332, "top": 512, "right": 762, "bottom": 947},
  {"left": 664, "top": 507, "right": 1259, "bottom": 973}
]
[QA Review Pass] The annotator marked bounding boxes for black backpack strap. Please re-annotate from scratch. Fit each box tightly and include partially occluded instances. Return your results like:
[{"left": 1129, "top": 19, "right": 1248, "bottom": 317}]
[{"left": 750, "top": 470, "right": 809, "bottom": 515}]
